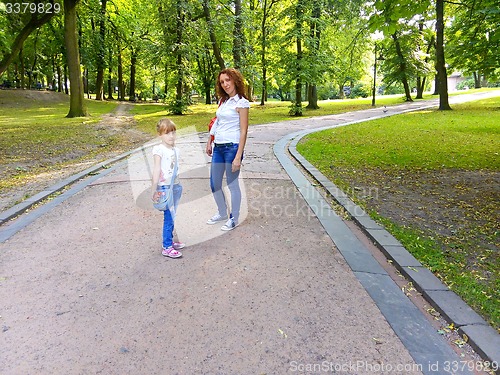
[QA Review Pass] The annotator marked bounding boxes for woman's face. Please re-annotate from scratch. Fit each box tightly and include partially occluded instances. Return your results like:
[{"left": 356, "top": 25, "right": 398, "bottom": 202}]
[{"left": 219, "top": 73, "right": 236, "bottom": 97}]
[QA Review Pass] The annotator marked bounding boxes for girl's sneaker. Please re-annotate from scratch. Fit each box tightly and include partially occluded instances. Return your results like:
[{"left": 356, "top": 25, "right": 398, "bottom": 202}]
[
  {"left": 172, "top": 242, "right": 185, "bottom": 250},
  {"left": 162, "top": 246, "right": 182, "bottom": 258}
]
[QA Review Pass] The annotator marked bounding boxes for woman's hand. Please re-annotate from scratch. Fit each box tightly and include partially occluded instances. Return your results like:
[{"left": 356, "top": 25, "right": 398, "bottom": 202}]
[
  {"left": 206, "top": 139, "right": 213, "bottom": 156},
  {"left": 232, "top": 155, "right": 242, "bottom": 172}
]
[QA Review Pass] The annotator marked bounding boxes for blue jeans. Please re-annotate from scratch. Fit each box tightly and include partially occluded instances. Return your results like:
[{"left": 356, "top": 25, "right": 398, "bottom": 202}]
[
  {"left": 210, "top": 143, "right": 242, "bottom": 222},
  {"left": 157, "top": 183, "right": 182, "bottom": 248}
]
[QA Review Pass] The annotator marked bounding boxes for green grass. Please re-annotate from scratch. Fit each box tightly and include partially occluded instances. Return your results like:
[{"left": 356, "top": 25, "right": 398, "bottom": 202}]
[
  {"left": 0, "top": 91, "right": 119, "bottom": 191},
  {"left": 298, "top": 98, "right": 500, "bottom": 171},
  {"left": 130, "top": 93, "right": 443, "bottom": 136},
  {"left": 297, "top": 96, "right": 500, "bottom": 329}
]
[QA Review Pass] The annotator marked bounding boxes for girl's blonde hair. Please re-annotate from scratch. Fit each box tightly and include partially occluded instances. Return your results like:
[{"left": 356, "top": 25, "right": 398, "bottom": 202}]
[{"left": 156, "top": 118, "right": 177, "bottom": 135}]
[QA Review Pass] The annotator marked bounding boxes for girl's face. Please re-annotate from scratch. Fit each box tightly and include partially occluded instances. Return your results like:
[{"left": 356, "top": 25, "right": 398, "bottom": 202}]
[
  {"left": 160, "top": 131, "right": 176, "bottom": 147},
  {"left": 219, "top": 74, "right": 236, "bottom": 97}
]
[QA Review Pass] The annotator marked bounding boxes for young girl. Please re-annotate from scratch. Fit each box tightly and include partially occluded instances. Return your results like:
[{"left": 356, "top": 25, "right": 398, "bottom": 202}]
[
  {"left": 205, "top": 68, "right": 250, "bottom": 231},
  {"left": 152, "top": 119, "right": 185, "bottom": 258}
]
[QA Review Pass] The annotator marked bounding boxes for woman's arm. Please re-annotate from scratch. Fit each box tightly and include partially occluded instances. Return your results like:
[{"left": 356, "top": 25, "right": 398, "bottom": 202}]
[
  {"left": 151, "top": 154, "right": 162, "bottom": 201},
  {"left": 206, "top": 136, "right": 213, "bottom": 156},
  {"left": 233, "top": 107, "right": 249, "bottom": 172}
]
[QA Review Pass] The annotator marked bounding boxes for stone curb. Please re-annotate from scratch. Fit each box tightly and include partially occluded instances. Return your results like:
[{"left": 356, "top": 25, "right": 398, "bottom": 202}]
[{"left": 287, "top": 122, "right": 500, "bottom": 370}]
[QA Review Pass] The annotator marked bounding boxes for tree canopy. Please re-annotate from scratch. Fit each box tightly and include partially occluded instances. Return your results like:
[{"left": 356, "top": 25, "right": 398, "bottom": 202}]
[{"left": 0, "top": 0, "right": 498, "bottom": 115}]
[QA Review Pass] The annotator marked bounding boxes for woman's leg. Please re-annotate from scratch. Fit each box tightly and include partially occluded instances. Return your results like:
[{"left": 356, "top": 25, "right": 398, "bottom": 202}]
[
  {"left": 223, "top": 144, "right": 241, "bottom": 222},
  {"left": 225, "top": 161, "right": 241, "bottom": 222},
  {"left": 210, "top": 147, "right": 228, "bottom": 216}
]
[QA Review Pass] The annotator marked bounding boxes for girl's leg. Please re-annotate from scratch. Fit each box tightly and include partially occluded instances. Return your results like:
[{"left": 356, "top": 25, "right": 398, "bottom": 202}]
[
  {"left": 172, "top": 184, "right": 183, "bottom": 245},
  {"left": 162, "top": 208, "right": 174, "bottom": 248},
  {"left": 210, "top": 147, "right": 228, "bottom": 216}
]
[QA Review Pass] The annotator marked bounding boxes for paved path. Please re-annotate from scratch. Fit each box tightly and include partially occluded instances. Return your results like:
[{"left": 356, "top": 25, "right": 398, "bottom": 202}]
[{"left": 1, "top": 92, "right": 499, "bottom": 374}]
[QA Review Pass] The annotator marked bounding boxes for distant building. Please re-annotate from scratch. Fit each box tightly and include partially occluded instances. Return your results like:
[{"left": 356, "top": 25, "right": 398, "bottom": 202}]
[
  {"left": 447, "top": 72, "right": 466, "bottom": 91},
  {"left": 430, "top": 72, "right": 467, "bottom": 92}
]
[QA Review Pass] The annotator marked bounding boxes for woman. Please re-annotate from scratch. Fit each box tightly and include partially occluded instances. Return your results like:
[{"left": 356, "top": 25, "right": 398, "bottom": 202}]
[{"left": 205, "top": 68, "right": 249, "bottom": 231}]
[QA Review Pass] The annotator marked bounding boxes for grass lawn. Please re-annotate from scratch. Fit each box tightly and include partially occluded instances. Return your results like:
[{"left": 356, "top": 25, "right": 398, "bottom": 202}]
[
  {"left": 130, "top": 93, "right": 445, "bottom": 136},
  {"left": 296, "top": 96, "right": 500, "bottom": 330},
  {"left": 0, "top": 90, "right": 127, "bottom": 195}
]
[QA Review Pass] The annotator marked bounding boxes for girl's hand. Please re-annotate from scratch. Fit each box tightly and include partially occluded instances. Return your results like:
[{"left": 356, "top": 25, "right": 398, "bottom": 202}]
[{"left": 152, "top": 191, "right": 160, "bottom": 202}]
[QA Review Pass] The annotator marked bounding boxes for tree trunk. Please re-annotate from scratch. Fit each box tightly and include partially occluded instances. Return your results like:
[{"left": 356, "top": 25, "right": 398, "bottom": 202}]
[
  {"left": 289, "top": 0, "right": 304, "bottom": 116},
  {"left": 233, "top": 0, "right": 243, "bottom": 69},
  {"left": 307, "top": 85, "right": 318, "bottom": 109},
  {"left": 202, "top": 0, "right": 225, "bottom": 70},
  {"left": 107, "top": 44, "right": 113, "bottom": 99},
  {"left": 118, "top": 48, "right": 124, "bottom": 100},
  {"left": 64, "top": 0, "right": 87, "bottom": 117},
  {"left": 306, "top": 0, "right": 320, "bottom": 109},
  {"left": 392, "top": 32, "right": 413, "bottom": 102},
  {"left": 129, "top": 50, "right": 137, "bottom": 101},
  {"left": 260, "top": 0, "right": 269, "bottom": 106},
  {"left": 416, "top": 76, "right": 426, "bottom": 99},
  {"left": 172, "top": 1, "right": 185, "bottom": 113},
  {"left": 57, "top": 65, "right": 62, "bottom": 92},
  {"left": 19, "top": 48, "right": 25, "bottom": 89},
  {"left": 435, "top": 0, "right": 451, "bottom": 110},
  {"left": 416, "top": 32, "right": 434, "bottom": 99},
  {"left": 95, "top": 0, "right": 107, "bottom": 100},
  {"left": 473, "top": 72, "right": 481, "bottom": 88}
]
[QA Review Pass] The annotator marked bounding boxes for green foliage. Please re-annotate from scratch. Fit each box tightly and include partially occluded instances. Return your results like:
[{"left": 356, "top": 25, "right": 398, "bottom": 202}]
[
  {"left": 348, "top": 83, "right": 370, "bottom": 98},
  {"left": 447, "top": 0, "right": 500, "bottom": 80},
  {"left": 288, "top": 102, "right": 303, "bottom": 116},
  {"left": 166, "top": 98, "right": 189, "bottom": 116}
]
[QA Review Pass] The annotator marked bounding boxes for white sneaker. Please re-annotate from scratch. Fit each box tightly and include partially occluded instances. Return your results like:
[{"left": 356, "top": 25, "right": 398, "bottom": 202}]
[
  {"left": 221, "top": 218, "right": 237, "bottom": 231},
  {"left": 207, "top": 213, "right": 228, "bottom": 225}
]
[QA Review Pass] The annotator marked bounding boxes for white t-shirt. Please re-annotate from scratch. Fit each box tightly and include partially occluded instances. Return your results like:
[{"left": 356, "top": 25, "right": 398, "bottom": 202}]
[
  {"left": 152, "top": 144, "right": 180, "bottom": 185},
  {"left": 211, "top": 94, "right": 250, "bottom": 144}
]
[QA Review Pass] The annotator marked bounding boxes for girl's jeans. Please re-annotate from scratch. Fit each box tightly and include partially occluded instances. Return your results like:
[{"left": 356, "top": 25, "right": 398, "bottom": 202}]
[
  {"left": 210, "top": 143, "right": 242, "bottom": 222},
  {"left": 157, "top": 183, "right": 182, "bottom": 248}
]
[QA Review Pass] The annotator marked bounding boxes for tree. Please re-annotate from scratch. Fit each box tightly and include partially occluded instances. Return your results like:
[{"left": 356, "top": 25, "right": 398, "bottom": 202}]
[
  {"left": 435, "top": 0, "right": 451, "bottom": 110},
  {"left": 256, "top": 0, "right": 280, "bottom": 106},
  {"left": 447, "top": 0, "right": 500, "bottom": 85},
  {"left": 94, "top": 0, "right": 107, "bottom": 100},
  {"left": 202, "top": 0, "right": 225, "bottom": 70},
  {"left": 0, "top": 2, "right": 57, "bottom": 77},
  {"left": 305, "top": 0, "right": 321, "bottom": 109},
  {"left": 287, "top": 0, "right": 305, "bottom": 116},
  {"left": 64, "top": 0, "right": 87, "bottom": 117},
  {"left": 391, "top": 32, "right": 413, "bottom": 102},
  {"left": 233, "top": 0, "right": 244, "bottom": 69}
]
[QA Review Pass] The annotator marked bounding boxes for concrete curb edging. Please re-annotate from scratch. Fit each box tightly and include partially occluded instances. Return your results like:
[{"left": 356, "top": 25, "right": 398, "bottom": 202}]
[
  {"left": 286, "top": 122, "right": 500, "bottom": 370},
  {"left": 275, "top": 131, "right": 474, "bottom": 375}
]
